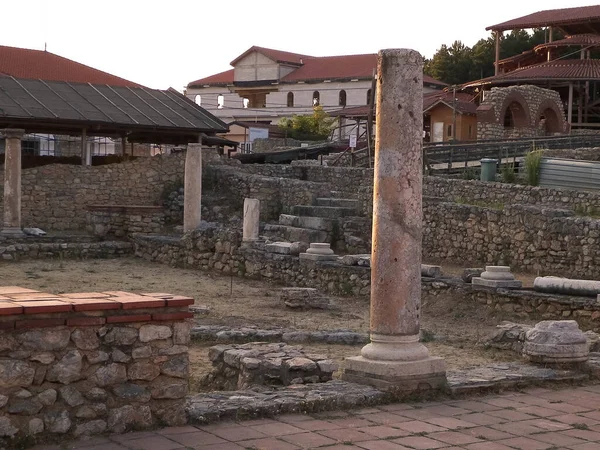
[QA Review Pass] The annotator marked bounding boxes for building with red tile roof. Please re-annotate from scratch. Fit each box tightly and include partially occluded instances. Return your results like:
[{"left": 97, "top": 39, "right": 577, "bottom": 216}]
[
  {"left": 0, "top": 45, "right": 142, "bottom": 87},
  {"left": 464, "top": 4, "right": 600, "bottom": 132},
  {"left": 186, "top": 46, "right": 447, "bottom": 145}
]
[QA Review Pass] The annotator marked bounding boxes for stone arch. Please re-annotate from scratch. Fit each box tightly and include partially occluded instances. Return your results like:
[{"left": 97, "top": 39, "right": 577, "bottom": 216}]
[
  {"left": 535, "top": 98, "right": 566, "bottom": 135},
  {"left": 499, "top": 92, "right": 530, "bottom": 128}
]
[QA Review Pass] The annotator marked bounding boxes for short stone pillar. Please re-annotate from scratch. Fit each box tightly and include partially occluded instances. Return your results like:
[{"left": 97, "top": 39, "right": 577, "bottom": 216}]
[
  {"left": 341, "top": 50, "right": 446, "bottom": 391},
  {"left": 524, "top": 320, "right": 589, "bottom": 364},
  {"left": 299, "top": 243, "right": 337, "bottom": 261},
  {"left": 243, "top": 198, "right": 260, "bottom": 242},
  {"left": 184, "top": 143, "right": 202, "bottom": 232},
  {"left": 472, "top": 266, "right": 522, "bottom": 289},
  {"left": 1, "top": 128, "right": 25, "bottom": 237}
]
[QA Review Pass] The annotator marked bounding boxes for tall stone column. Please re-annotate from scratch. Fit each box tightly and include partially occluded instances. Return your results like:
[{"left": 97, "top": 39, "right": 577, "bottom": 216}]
[
  {"left": 342, "top": 50, "right": 446, "bottom": 391},
  {"left": 243, "top": 198, "right": 260, "bottom": 241},
  {"left": 1, "top": 129, "right": 25, "bottom": 237},
  {"left": 184, "top": 143, "right": 202, "bottom": 232}
]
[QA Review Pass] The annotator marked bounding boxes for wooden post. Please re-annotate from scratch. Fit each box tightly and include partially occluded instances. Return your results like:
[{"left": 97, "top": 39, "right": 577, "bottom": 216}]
[
  {"left": 367, "top": 68, "right": 376, "bottom": 169},
  {"left": 547, "top": 26, "right": 553, "bottom": 61},
  {"left": 81, "top": 128, "right": 89, "bottom": 166},
  {"left": 567, "top": 83, "right": 573, "bottom": 127},
  {"left": 494, "top": 31, "right": 501, "bottom": 76}
]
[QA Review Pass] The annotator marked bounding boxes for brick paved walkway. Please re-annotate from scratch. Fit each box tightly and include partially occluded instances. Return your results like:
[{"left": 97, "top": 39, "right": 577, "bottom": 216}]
[{"left": 33, "top": 385, "right": 600, "bottom": 450}]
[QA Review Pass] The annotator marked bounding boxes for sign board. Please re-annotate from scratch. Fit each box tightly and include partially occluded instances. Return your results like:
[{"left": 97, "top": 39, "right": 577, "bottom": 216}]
[
  {"left": 249, "top": 127, "right": 269, "bottom": 142},
  {"left": 349, "top": 134, "right": 357, "bottom": 148}
]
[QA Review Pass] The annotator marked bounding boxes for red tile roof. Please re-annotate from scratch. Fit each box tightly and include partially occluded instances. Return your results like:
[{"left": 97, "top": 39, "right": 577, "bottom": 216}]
[
  {"left": 487, "top": 5, "right": 600, "bottom": 31},
  {"left": 231, "top": 46, "right": 309, "bottom": 66},
  {"left": 423, "top": 91, "right": 479, "bottom": 115},
  {"left": 0, "top": 45, "right": 141, "bottom": 87},
  {"left": 188, "top": 47, "right": 447, "bottom": 88},
  {"left": 464, "top": 59, "right": 600, "bottom": 87},
  {"left": 534, "top": 33, "right": 600, "bottom": 51}
]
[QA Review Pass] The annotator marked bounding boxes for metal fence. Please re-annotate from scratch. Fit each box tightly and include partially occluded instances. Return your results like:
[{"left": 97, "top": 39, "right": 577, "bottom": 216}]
[
  {"left": 424, "top": 134, "right": 600, "bottom": 174},
  {"left": 540, "top": 157, "right": 600, "bottom": 193}
]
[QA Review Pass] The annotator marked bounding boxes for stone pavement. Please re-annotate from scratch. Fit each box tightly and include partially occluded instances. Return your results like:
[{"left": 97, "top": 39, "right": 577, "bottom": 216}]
[{"left": 33, "top": 384, "right": 600, "bottom": 450}]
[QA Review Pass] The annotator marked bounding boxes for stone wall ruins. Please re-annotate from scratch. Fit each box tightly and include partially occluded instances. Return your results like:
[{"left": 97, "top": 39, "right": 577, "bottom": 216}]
[{"left": 477, "top": 85, "right": 568, "bottom": 140}]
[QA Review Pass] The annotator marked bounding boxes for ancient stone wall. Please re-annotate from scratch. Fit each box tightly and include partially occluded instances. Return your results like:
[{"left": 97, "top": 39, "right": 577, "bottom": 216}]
[
  {"left": 544, "top": 147, "right": 600, "bottom": 162},
  {"left": 0, "top": 240, "right": 132, "bottom": 261},
  {"left": 477, "top": 85, "right": 568, "bottom": 140},
  {"left": 86, "top": 206, "right": 165, "bottom": 238},
  {"left": 0, "top": 290, "right": 192, "bottom": 444},
  {"left": 0, "top": 154, "right": 185, "bottom": 231}
]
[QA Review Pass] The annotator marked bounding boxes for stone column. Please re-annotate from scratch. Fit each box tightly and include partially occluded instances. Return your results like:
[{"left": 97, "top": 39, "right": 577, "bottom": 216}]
[
  {"left": 342, "top": 50, "right": 446, "bottom": 391},
  {"left": 1, "top": 129, "right": 25, "bottom": 237},
  {"left": 183, "top": 143, "right": 202, "bottom": 232},
  {"left": 243, "top": 198, "right": 260, "bottom": 241}
]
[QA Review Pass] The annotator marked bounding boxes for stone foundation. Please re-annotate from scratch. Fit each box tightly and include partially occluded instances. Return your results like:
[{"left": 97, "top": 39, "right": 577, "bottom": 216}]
[
  {"left": 203, "top": 343, "right": 338, "bottom": 390},
  {"left": 0, "top": 287, "right": 193, "bottom": 444}
]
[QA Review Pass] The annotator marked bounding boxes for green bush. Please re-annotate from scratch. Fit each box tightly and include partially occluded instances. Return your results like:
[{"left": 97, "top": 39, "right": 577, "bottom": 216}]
[
  {"left": 501, "top": 163, "right": 516, "bottom": 183},
  {"left": 278, "top": 106, "right": 336, "bottom": 141},
  {"left": 524, "top": 149, "right": 544, "bottom": 186}
]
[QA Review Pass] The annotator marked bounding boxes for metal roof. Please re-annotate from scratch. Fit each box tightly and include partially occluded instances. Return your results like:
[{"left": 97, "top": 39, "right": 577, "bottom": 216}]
[{"left": 0, "top": 76, "right": 228, "bottom": 144}]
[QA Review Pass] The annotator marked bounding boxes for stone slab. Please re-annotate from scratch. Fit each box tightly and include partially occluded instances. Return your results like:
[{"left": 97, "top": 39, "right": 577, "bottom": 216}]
[
  {"left": 472, "top": 278, "right": 522, "bottom": 289},
  {"left": 421, "top": 265, "right": 442, "bottom": 278},
  {"left": 265, "top": 242, "right": 294, "bottom": 255},
  {"left": 341, "top": 356, "right": 447, "bottom": 391},
  {"left": 299, "top": 253, "right": 337, "bottom": 262}
]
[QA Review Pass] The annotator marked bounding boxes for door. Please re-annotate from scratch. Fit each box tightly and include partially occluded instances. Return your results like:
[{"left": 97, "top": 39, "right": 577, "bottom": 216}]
[{"left": 432, "top": 122, "right": 444, "bottom": 143}]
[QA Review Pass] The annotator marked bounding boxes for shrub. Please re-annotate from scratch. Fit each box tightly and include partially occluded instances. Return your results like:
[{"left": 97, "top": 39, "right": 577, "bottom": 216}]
[
  {"left": 524, "top": 149, "right": 544, "bottom": 186},
  {"left": 501, "top": 163, "right": 516, "bottom": 183}
]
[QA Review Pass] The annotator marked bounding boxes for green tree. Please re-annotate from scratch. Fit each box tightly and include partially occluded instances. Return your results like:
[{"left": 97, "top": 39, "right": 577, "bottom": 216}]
[{"left": 278, "top": 106, "right": 336, "bottom": 141}]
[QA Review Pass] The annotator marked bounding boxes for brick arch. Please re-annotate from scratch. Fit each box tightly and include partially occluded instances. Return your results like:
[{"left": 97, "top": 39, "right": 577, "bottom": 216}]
[
  {"left": 499, "top": 92, "right": 531, "bottom": 128},
  {"left": 535, "top": 98, "right": 566, "bottom": 135}
]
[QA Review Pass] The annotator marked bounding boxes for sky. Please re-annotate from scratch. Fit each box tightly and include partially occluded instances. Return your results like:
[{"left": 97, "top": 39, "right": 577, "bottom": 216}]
[{"left": 1, "top": 0, "right": 599, "bottom": 91}]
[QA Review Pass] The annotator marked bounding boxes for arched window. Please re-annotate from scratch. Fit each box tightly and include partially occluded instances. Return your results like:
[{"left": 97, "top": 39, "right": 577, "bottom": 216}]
[
  {"left": 194, "top": 94, "right": 201, "bottom": 106},
  {"left": 313, "top": 91, "right": 320, "bottom": 106},
  {"left": 217, "top": 94, "right": 224, "bottom": 109},
  {"left": 366, "top": 89, "right": 372, "bottom": 105},
  {"left": 339, "top": 90, "right": 347, "bottom": 107},
  {"left": 287, "top": 92, "right": 294, "bottom": 107}
]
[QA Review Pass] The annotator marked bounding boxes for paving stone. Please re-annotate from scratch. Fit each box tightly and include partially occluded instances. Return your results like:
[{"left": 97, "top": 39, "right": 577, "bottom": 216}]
[
  {"left": 423, "top": 416, "right": 478, "bottom": 429},
  {"left": 209, "top": 426, "right": 267, "bottom": 442},
  {"left": 494, "top": 436, "right": 553, "bottom": 449},
  {"left": 391, "top": 435, "right": 448, "bottom": 449},
  {"left": 356, "top": 425, "right": 410, "bottom": 439},
  {"left": 356, "top": 440, "right": 412, "bottom": 450},
  {"left": 165, "top": 430, "right": 226, "bottom": 446},
  {"left": 280, "top": 432, "right": 337, "bottom": 448},
  {"left": 355, "top": 411, "right": 412, "bottom": 425},
  {"left": 249, "top": 422, "right": 305, "bottom": 436},
  {"left": 393, "top": 420, "right": 447, "bottom": 434},
  {"left": 316, "top": 428, "right": 373, "bottom": 443},
  {"left": 236, "top": 437, "right": 299, "bottom": 450},
  {"left": 292, "top": 419, "right": 342, "bottom": 431},
  {"left": 426, "top": 430, "right": 483, "bottom": 445},
  {"left": 121, "top": 435, "right": 186, "bottom": 450}
]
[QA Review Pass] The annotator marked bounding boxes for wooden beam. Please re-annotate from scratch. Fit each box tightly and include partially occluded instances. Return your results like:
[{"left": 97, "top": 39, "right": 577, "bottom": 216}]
[
  {"left": 495, "top": 31, "right": 501, "bottom": 76},
  {"left": 567, "top": 82, "right": 573, "bottom": 126}
]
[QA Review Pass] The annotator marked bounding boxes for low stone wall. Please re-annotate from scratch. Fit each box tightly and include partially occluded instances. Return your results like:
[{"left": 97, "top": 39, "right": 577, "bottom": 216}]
[
  {"left": 0, "top": 240, "right": 133, "bottom": 261},
  {"left": 86, "top": 205, "right": 164, "bottom": 238},
  {"left": 0, "top": 288, "right": 193, "bottom": 445},
  {"left": 544, "top": 147, "right": 600, "bottom": 162}
]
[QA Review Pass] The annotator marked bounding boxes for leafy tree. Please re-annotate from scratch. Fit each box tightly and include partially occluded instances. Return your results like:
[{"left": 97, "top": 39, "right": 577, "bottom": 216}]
[{"left": 278, "top": 106, "right": 336, "bottom": 141}]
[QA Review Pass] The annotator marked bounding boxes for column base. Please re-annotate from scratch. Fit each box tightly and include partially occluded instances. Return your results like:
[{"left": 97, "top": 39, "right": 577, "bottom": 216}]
[
  {"left": 341, "top": 356, "right": 447, "bottom": 392},
  {"left": 0, "top": 227, "right": 25, "bottom": 237}
]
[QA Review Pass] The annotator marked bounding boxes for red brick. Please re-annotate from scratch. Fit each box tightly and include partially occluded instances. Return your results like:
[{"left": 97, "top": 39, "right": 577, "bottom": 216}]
[
  {"left": 66, "top": 317, "right": 106, "bottom": 327},
  {"left": 165, "top": 296, "right": 195, "bottom": 307},
  {"left": 0, "top": 321, "right": 15, "bottom": 330},
  {"left": 152, "top": 312, "right": 194, "bottom": 321},
  {"left": 17, "top": 301, "right": 72, "bottom": 314},
  {"left": 116, "top": 296, "right": 165, "bottom": 310},
  {"left": 63, "top": 298, "right": 121, "bottom": 312},
  {"left": 106, "top": 314, "right": 152, "bottom": 324},
  {"left": 0, "top": 302, "right": 23, "bottom": 316},
  {"left": 60, "top": 292, "right": 111, "bottom": 299},
  {"left": 0, "top": 287, "right": 39, "bottom": 295},
  {"left": 5, "top": 292, "right": 60, "bottom": 300},
  {"left": 16, "top": 318, "right": 66, "bottom": 329}
]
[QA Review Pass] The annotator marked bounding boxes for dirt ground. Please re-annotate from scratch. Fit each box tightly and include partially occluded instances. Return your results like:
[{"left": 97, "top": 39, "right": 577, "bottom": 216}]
[{"left": 1, "top": 258, "right": 531, "bottom": 391}]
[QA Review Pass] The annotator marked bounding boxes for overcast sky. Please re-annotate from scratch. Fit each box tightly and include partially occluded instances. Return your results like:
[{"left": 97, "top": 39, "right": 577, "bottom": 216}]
[{"left": 1, "top": 0, "right": 598, "bottom": 91}]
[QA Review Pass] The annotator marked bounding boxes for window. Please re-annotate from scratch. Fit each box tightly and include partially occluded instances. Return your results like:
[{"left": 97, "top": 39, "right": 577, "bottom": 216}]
[
  {"left": 468, "top": 125, "right": 473, "bottom": 138},
  {"left": 287, "top": 92, "right": 294, "bottom": 107},
  {"left": 242, "top": 98, "right": 249, "bottom": 108},
  {"left": 339, "top": 90, "right": 347, "bottom": 107},
  {"left": 447, "top": 124, "right": 453, "bottom": 138},
  {"left": 366, "top": 89, "right": 372, "bottom": 105},
  {"left": 217, "top": 94, "right": 224, "bottom": 109},
  {"left": 22, "top": 139, "right": 40, "bottom": 155},
  {"left": 194, "top": 94, "right": 201, "bottom": 106},
  {"left": 313, "top": 91, "right": 320, "bottom": 106}
]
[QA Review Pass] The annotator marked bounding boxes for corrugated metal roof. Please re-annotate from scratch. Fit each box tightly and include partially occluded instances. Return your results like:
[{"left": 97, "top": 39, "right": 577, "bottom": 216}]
[
  {"left": 0, "top": 45, "right": 141, "bottom": 88},
  {"left": 0, "top": 76, "right": 228, "bottom": 139},
  {"left": 487, "top": 5, "right": 600, "bottom": 31},
  {"left": 534, "top": 34, "right": 600, "bottom": 51}
]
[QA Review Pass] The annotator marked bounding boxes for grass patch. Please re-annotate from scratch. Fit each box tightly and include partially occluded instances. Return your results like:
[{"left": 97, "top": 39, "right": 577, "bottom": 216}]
[
  {"left": 524, "top": 148, "right": 544, "bottom": 186},
  {"left": 574, "top": 205, "right": 600, "bottom": 219}
]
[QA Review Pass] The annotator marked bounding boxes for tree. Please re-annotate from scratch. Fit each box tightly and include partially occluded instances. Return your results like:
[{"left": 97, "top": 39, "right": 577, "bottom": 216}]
[{"left": 278, "top": 106, "right": 336, "bottom": 141}]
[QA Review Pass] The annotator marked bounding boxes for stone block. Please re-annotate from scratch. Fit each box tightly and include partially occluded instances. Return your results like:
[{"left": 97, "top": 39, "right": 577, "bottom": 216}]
[
  {"left": 472, "top": 278, "right": 523, "bottom": 289},
  {"left": 266, "top": 242, "right": 294, "bottom": 254},
  {"left": 280, "top": 288, "right": 331, "bottom": 309},
  {"left": 421, "top": 264, "right": 442, "bottom": 278},
  {"left": 299, "top": 253, "right": 337, "bottom": 262},
  {"left": 462, "top": 268, "right": 484, "bottom": 283},
  {"left": 524, "top": 320, "right": 589, "bottom": 364}
]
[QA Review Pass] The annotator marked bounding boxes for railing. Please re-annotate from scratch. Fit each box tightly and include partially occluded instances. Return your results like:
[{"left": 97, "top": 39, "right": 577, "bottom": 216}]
[{"left": 424, "top": 134, "right": 600, "bottom": 174}]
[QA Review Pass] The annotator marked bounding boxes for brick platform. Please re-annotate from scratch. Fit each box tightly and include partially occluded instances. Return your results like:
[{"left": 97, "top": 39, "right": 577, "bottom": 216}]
[{"left": 0, "top": 286, "right": 194, "bottom": 444}]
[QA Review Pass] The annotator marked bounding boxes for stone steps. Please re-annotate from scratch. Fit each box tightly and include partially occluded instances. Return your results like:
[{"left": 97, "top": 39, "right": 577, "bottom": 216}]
[
  {"left": 263, "top": 224, "right": 329, "bottom": 243},
  {"left": 278, "top": 214, "right": 334, "bottom": 231},
  {"left": 290, "top": 205, "right": 357, "bottom": 219},
  {"left": 315, "top": 198, "right": 360, "bottom": 209}
]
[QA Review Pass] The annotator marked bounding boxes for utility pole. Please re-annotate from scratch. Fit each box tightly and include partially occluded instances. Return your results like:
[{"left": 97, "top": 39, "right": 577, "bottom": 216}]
[{"left": 452, "top": 85, "right": 457, "bottom": 142}]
